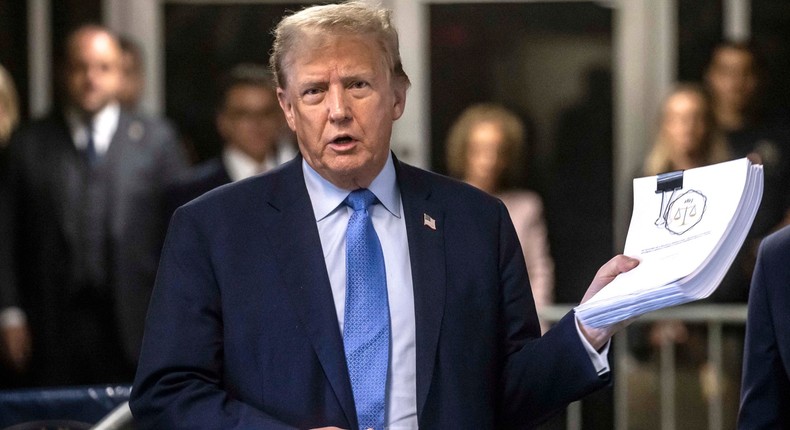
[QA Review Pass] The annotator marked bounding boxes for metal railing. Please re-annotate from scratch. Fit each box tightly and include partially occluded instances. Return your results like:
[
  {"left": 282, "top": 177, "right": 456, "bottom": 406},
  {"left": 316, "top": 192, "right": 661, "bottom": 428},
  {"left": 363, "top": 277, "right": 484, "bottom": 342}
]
[
  {"left": 91, "top": 401, "right": 133, "bottom": 430},
  {"left": 540, "top": 303, "right": 747, "bottom": 430}
]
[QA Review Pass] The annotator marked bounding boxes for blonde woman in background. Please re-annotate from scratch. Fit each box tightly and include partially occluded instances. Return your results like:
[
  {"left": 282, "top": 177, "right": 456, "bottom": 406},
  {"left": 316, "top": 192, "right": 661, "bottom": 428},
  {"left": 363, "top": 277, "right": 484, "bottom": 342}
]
[
  {"left": 0, "top": 64, "right": 19, "bottom": 147},
  {"left": 446, "top": 103, "right": 554, "bottom": 330},
  {"left": 643, "top": 83, "right": 729, "bottom": 176}
]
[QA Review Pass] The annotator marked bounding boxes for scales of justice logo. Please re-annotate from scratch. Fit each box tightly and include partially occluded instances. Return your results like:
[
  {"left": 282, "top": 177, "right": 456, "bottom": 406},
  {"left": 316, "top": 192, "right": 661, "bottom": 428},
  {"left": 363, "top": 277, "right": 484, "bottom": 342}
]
[{"left": 654, "top": 188, "right": 707, "bottom": 235}]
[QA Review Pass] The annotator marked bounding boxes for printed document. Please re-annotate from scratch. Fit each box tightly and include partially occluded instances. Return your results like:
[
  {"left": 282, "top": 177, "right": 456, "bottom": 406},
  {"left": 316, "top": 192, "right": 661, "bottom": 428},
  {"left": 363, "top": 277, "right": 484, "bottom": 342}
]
[{"left": 575, "top": 158, "right": 763, "bottom": 327}]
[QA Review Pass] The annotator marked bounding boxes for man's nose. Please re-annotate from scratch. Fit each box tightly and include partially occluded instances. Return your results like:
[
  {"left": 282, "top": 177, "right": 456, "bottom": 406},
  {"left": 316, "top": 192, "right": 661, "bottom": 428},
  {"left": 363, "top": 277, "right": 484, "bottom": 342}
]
[
  {"left": 327, "top": 86, "right": 350, "bottom": 122},
  {"left": 85, "top": 65, "right": 102, "bottom": 85}
]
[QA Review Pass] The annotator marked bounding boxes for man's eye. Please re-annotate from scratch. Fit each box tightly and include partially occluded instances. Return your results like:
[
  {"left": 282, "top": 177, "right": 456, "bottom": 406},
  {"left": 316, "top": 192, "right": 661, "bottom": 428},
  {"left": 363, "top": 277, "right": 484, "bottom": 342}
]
[
  {"left": 350, "top": 81, "right": 369, "bottom": 89},
  {"left": 301, "top": 88, "right": 324, "bottom": 104}
]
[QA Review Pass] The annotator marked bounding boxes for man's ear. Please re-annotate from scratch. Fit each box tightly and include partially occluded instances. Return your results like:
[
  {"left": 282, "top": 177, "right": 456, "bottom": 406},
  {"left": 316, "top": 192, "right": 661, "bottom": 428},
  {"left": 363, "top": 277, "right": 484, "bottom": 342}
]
[
  {"left": 277, "top": 88, "right": 297, "bottom": 131},
  {"left": 392, "top": 80, "right": 407, "bottom": 121}
]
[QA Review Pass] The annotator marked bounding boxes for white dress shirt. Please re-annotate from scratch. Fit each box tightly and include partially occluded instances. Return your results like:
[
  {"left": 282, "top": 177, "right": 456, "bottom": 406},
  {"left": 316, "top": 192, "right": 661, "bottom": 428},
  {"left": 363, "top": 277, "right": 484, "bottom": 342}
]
[
  {"left": 66, "top": 102, "right": 120, "bottom": 156},
  {"left": 303, "top": 153, "right": 418, "bottom": 429},
  {"left": 302, "top": 153, "right": 609, "bottom": 429},
  {"left": 223, "top": 140, "right": 299, "bottom": 182}
]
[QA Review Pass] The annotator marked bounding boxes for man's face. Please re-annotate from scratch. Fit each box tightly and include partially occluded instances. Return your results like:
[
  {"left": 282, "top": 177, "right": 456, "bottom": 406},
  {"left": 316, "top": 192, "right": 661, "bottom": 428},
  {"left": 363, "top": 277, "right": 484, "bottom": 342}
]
[
  {"left": 706, "top": 47, "right": 757, "bottom": 113},
  {"left": 277, "top": 33, "right": 407, "bottom": 190},
  {"left": 65, "top": 29, "right": 122, "bottom": 115},
  {"left": 218, "top": 84, "right": 285, "bottom": 163}
]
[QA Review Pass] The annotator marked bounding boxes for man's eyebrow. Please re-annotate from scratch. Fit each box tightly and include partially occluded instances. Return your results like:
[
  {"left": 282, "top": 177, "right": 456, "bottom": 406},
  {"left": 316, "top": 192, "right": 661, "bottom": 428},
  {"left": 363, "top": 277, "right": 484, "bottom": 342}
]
[{"left": 296, "top": 79, "right": 328, "bottom": 89}]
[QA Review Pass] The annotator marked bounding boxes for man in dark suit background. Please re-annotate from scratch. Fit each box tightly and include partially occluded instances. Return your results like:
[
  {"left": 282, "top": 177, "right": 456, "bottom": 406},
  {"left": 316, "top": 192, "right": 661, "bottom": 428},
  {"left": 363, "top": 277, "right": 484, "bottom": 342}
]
[
  {"left": 130, "top": 2, "right": 638, "bottom": 429},
  {"left": 738, "top": 225, "right": 790, "bottom": 428},
  {"left": 0, "top": 25, "right": 188, "bottom": 386},
  {"left": 166, "top": 63, "right": 294, "bottom": 214}
]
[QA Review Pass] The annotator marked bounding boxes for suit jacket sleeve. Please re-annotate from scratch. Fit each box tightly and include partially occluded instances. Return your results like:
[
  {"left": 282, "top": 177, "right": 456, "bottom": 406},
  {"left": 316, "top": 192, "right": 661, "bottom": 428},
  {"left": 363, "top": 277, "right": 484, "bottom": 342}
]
[
  {"left": 495, "top": 200, "right": 608, "bottom": 427},
  {"left": 130, "top": 207, "right": 297, "bottom": 430},
  {"left": 738, "top": 230, "right": 790, "bottom": 428}
]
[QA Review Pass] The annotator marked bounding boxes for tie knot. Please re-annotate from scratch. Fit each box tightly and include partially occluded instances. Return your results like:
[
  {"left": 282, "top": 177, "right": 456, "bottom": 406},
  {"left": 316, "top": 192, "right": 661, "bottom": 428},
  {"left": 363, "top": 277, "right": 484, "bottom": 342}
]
[{"left": 345, "top": 189, "right": 377, "bottom": 211}]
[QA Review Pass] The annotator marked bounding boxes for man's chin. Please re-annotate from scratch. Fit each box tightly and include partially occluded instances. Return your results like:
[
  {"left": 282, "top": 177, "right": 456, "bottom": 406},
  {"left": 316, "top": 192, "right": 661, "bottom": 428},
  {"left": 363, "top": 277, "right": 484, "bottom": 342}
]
[{"left": 75, "top": 99, "right": 111, "bottom": 115}]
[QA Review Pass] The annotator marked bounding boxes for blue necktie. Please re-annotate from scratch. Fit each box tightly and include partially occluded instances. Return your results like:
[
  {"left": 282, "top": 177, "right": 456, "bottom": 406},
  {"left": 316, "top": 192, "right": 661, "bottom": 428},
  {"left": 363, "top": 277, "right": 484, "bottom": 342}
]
[
  {"left": 84, "top": 120, "right": 98, "bottom": 166},
  {"left": 343, "top": 189, "right": 390, "bottom": 430}
]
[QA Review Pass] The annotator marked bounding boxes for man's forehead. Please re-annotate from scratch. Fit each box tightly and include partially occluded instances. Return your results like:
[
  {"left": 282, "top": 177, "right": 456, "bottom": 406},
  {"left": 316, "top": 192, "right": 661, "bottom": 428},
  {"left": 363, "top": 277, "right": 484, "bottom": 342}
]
[
  {"left": 287, "top": 52, "right": 387, "bottom": 84},
  {"left": 68, "top": 34, "right": 121, "bottom": 65},
  {"left": 297, "top": 60, "right": 378, "bottom": 78},
  {"left": 714, "top": 48, "right": 753, "bottom": 66}
]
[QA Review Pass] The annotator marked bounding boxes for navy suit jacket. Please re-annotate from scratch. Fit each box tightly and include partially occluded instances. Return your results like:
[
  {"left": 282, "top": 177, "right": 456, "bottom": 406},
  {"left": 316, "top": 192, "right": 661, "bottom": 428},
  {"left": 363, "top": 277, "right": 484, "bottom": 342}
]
[
  {"left": 130, "top": 155, "right": 607, "bottom": 429},
  {"left": 738, "top": 225, "right": 790, "bottom": 428}
]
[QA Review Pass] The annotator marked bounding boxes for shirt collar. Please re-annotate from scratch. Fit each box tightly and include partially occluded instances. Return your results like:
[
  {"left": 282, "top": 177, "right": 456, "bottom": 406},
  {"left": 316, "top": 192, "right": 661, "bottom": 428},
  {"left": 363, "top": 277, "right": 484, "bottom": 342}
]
[
  {"left": 302, "top": 151, "right": 401, "bottom": 222},
  {"left": 223, "top": 146, "right": 276, "bottom": 182},
  {"left": 65, "top": 102, "right": 120, "bottom": 151}
]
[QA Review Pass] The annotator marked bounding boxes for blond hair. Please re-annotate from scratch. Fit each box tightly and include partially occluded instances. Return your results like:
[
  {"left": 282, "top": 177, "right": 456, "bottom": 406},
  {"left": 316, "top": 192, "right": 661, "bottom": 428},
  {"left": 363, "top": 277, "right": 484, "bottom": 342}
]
[
  {"left": 644, "top": 83, "right": 730, "bottom": 175},
  {"left": 269, "top": 1, "right": 409, "bottom": 90},
  {"left": 445, "top": 103, "right": 525, "bottom": 187},
  {"left": 0, "top": 64, "right": 19, "bottom": 146}
]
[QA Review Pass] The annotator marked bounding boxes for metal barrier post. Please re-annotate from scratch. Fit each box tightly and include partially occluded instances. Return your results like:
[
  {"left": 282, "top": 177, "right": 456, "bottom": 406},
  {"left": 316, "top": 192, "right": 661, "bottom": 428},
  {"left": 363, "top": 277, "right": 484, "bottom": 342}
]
[
  {"left": 707, "top": 322, "right": 724, "bottom": 430},
  {"left": 660, "top": 329, "right": 677, "bottom": 430},
  {"left": 614, "top": 332, "right": 630, "bottom": 430}
]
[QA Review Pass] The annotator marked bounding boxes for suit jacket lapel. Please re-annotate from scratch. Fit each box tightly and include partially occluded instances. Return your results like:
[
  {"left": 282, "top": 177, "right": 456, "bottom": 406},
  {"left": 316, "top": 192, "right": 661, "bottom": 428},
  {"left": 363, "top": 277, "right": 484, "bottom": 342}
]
[
  {"left": 102, "top": 111, "right": 140, "bottom": 234},
  {"left": 395, "top": 159, "right": 447, "bottom": 419},
  {"left": 261, "top": 158, "right": 357, "bottom": 427}
]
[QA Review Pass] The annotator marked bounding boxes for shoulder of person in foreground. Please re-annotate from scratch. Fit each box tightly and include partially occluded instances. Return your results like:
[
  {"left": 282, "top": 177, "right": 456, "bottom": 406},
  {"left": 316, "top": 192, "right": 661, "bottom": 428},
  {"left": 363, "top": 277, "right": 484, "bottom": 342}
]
[{"left": 738, "top": 224, "right": 790, "bottom": 428}]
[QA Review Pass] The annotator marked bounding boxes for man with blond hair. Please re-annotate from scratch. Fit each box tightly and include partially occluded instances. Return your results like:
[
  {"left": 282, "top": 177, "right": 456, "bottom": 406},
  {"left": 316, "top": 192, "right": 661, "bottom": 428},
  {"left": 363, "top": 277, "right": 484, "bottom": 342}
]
[{"left": 131, "top": 3, "right": 636, "bottom": 429}]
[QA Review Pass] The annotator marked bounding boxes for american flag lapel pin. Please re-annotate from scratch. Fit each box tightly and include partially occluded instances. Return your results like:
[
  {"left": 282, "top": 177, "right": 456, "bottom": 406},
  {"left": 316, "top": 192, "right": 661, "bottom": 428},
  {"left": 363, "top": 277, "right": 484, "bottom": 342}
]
[{"left": 423, "top": 213, "right": 436, "bottom": 230}]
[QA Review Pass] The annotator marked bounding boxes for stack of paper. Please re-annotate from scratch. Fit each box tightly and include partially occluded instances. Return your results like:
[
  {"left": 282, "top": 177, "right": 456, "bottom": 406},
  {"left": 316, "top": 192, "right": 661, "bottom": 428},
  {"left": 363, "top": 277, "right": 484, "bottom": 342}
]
[{"left": 575, "top": 158, "right": 763, "bottom": 328}]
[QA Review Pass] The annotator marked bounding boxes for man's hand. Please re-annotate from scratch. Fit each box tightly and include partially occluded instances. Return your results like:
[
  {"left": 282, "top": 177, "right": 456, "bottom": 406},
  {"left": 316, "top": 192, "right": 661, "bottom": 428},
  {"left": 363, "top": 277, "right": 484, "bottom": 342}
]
[
  {"left": 578, "top": 255, "right": 640, "bottom": 350},
  {"left": 1, "top": 323, "right": 32, "bottom": 373}
]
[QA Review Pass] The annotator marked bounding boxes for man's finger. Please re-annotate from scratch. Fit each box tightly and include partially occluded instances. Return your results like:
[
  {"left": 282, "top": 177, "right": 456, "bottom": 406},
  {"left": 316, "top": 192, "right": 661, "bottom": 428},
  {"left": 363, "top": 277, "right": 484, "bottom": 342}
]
[{"left": 582, "top": 255, "right": 640, "bottom": 304}]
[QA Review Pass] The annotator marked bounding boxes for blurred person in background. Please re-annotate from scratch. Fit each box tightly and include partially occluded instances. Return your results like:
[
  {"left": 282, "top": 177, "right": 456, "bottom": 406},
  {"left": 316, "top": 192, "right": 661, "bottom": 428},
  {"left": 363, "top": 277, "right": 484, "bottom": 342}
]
[
  {"left": 628, "top": 83, "right": 735, "bottom": 430},
  {"left": 705, "top": 40, "right": 789, "bottom": 169},
  {"left": 118, "top": 36, "right": 145, "bottom": 111},
  {"left": 643, "top": 83, "right": 730, "bottom": 174},
  {"left": 117, "top": 35, "right": 198, "bottom": 163},
  {"left": 166, "top": 63, "right": 294, "bottom": 214},
  {"left": 705, "top": 40, "right": 790, "bottom": 301},
  {"left": 117, "top": 35, "right": 145, "bottom": 112},
  {"left": 0, "top": 63, "right": 30, "bottom": 388},
  {"left": 0, "top": 64, "right": 19, "bottom": 148},
  {"left": 0, "top": 25, "right": 188, "bottom": 386},
  {"left": 446, "top": 103, "right": 554, "bottom": 331},
  {"left": 702, "top": 43, "right": 790, "bottom": 427}
]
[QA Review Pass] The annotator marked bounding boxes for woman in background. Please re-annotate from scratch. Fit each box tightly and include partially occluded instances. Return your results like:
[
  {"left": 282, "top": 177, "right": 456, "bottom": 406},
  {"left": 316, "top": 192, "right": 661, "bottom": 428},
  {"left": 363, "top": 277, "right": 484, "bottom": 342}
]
[
  {"left": 446, "top": 103, "right": 554, "bottom": 330},
  {"left": 643, "top": 83, "right": 729, "bottom": 176},
  {"left": 0, "top": 64, "right": 19, "bottom": 148},
  {"left": 0, "top": 63, "right": 29, "bottom": 388}
]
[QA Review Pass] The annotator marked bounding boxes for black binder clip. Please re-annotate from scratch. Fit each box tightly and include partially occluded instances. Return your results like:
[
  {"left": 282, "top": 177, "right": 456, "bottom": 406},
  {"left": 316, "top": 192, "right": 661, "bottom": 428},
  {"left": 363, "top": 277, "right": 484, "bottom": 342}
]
[{"left": 655, "top": 170, "right": 683, "bottom": 193}]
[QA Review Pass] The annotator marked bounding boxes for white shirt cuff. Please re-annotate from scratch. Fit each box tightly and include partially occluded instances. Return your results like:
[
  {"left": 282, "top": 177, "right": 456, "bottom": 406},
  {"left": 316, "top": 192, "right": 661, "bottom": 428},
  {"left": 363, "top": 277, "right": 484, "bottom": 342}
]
[
  {"left": 0, "top": 307, "right": 28, "bottom": 328},
  {"left": 574, "top": 316, "right": 611, "bottom": 376}
]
